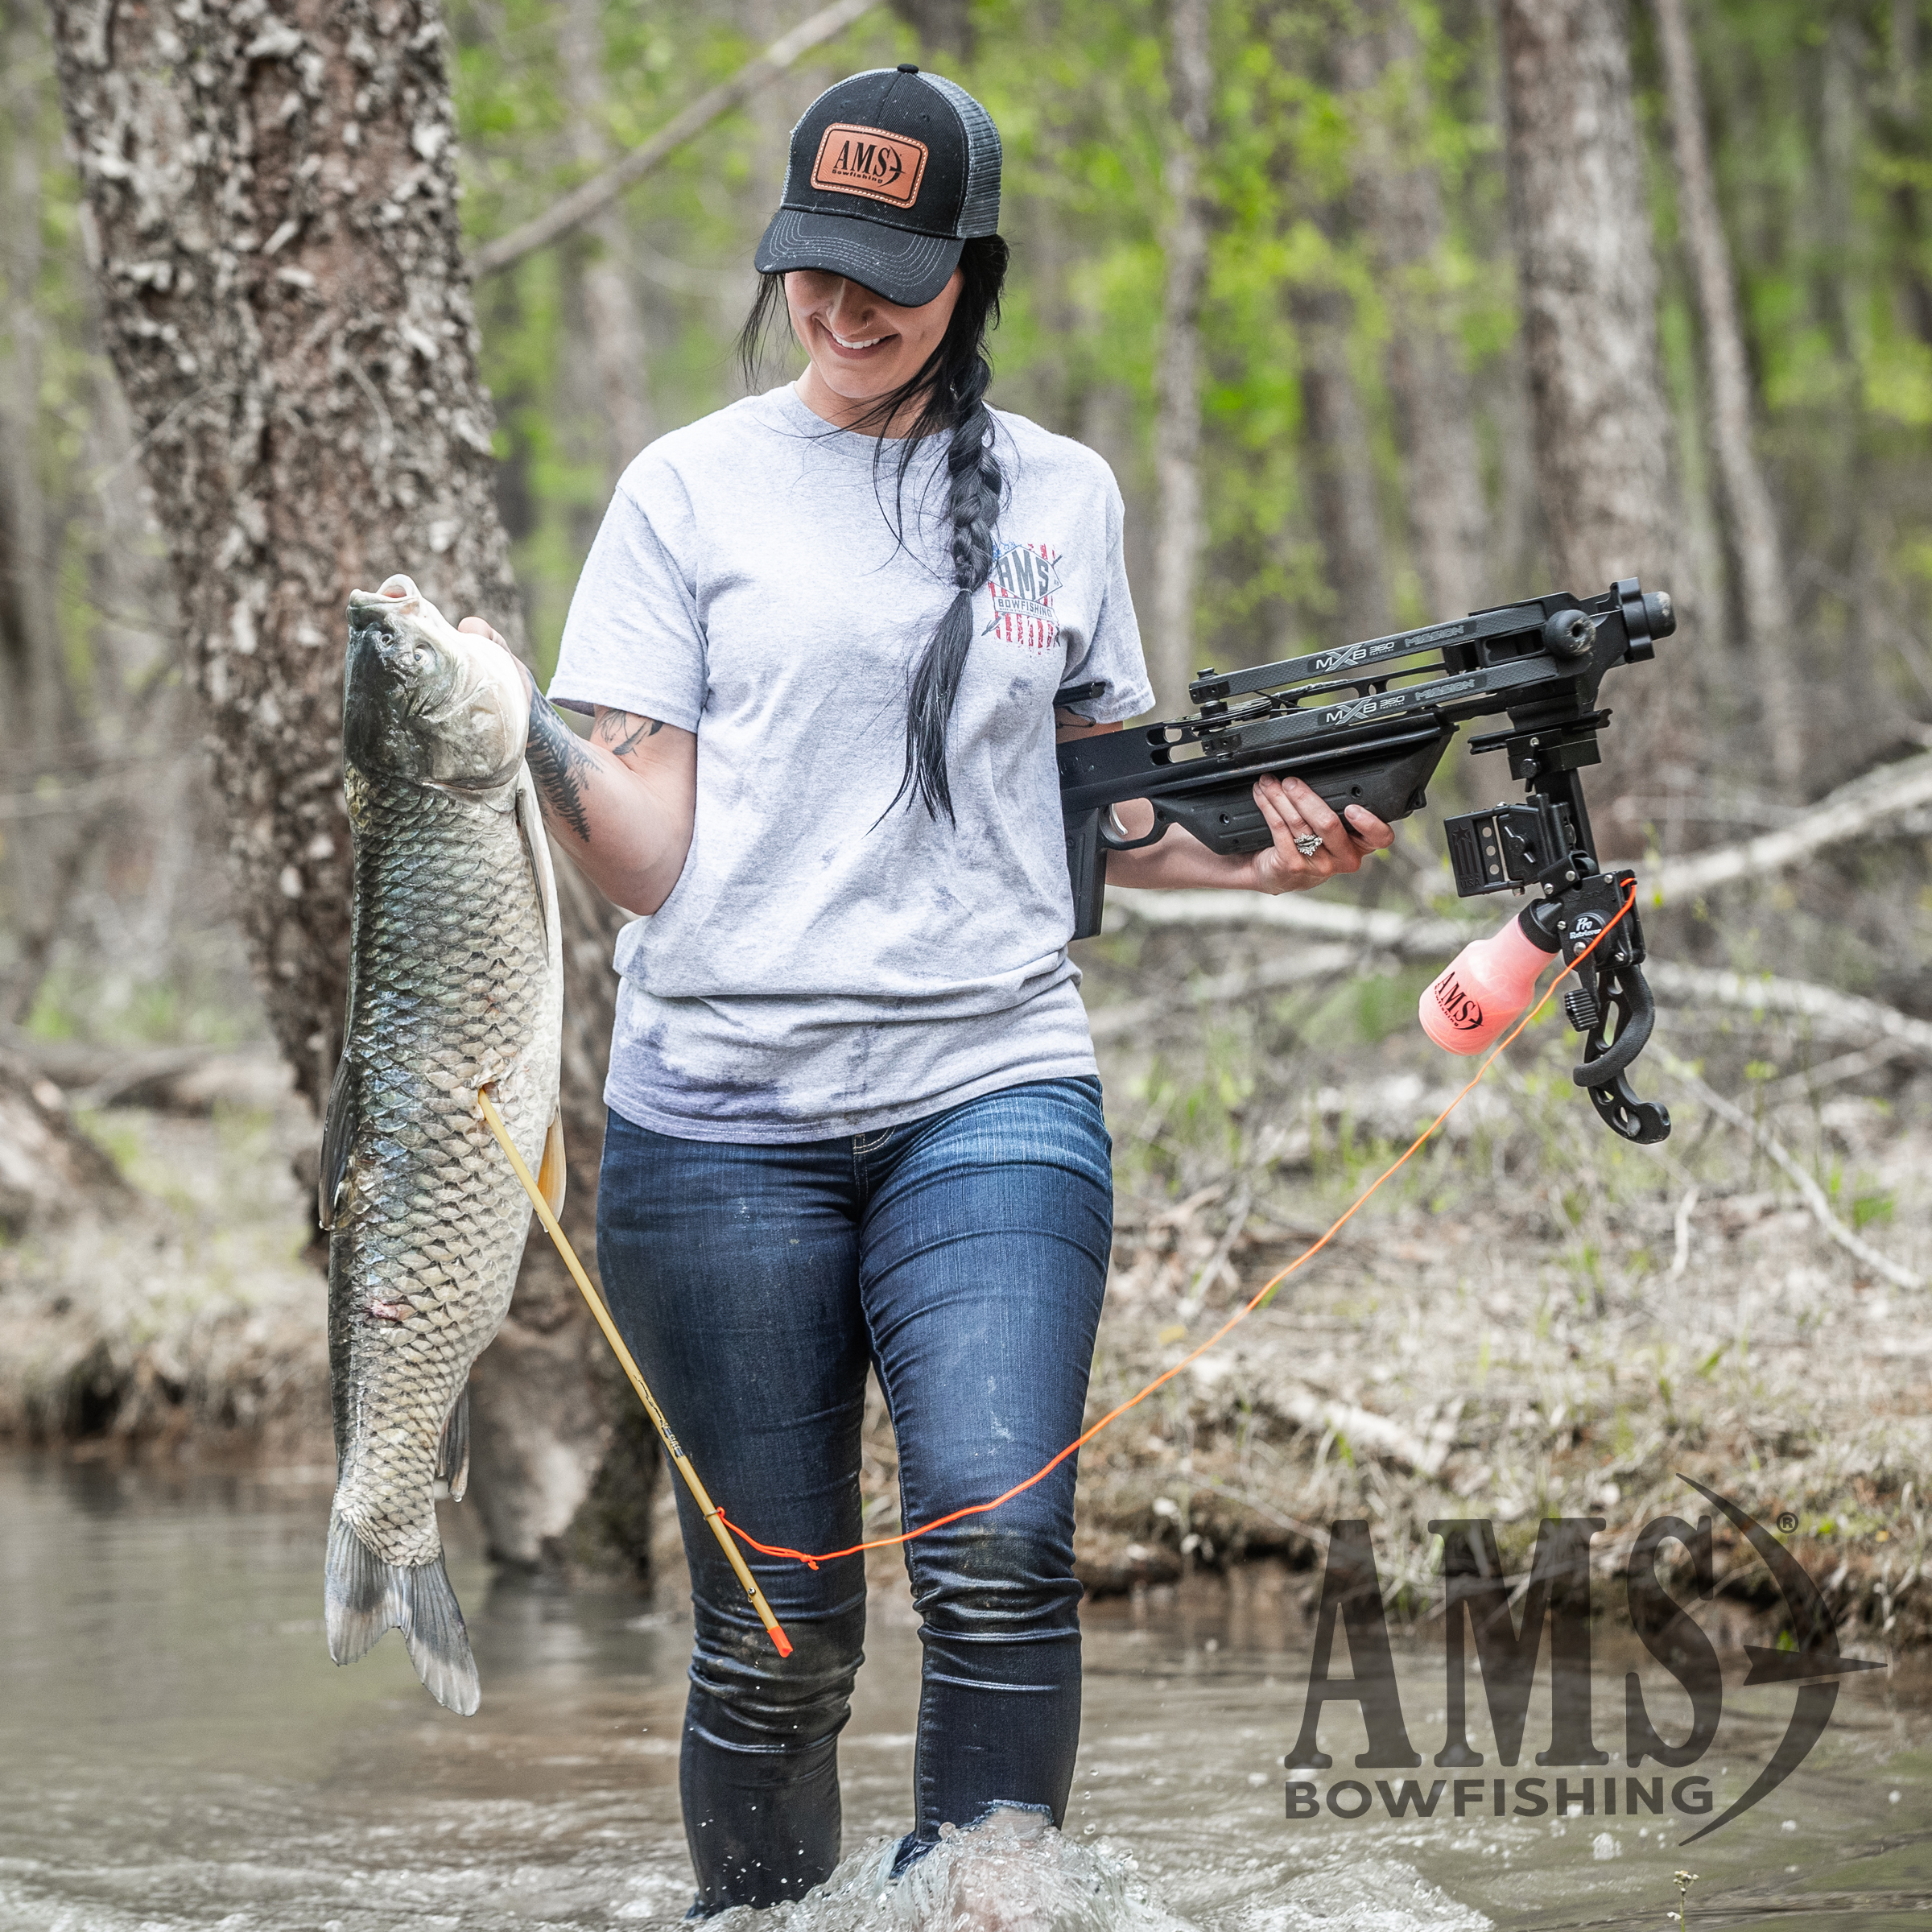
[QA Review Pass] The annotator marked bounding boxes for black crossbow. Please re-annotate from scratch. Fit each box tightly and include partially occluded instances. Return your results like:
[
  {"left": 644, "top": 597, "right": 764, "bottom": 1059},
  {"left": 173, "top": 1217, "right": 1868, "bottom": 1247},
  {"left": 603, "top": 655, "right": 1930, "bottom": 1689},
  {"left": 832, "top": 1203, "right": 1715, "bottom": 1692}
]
[{"left": 1056, "top": 576, "right": 1675, "bottom": 1142}]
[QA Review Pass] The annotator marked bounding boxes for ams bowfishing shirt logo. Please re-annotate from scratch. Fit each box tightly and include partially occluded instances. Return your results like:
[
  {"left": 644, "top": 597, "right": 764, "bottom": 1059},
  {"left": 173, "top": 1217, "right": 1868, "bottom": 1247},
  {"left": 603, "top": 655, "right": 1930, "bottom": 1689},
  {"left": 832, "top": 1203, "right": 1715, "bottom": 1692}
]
[
  {"left": 810, "top": 124, "right": 928, "bottom": 208},
  {"left": 982, "top": 540, "right": 1064, "bottom": 653}
]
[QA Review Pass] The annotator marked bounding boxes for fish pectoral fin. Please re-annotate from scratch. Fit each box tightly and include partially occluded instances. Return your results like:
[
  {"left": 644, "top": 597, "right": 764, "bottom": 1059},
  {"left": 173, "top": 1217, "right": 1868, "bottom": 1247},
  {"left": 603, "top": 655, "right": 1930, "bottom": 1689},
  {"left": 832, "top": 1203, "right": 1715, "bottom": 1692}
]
[
  {"left": 514, "top": 765, "right": 554, "bottom": 947},
  {"left": 325, "top": 1511, "right": 481, "bottom": 1716},
  {"left": 319, "top": 1056, "right": 357, "bottom": 1231},
  {"left": 434, "top": 1385, "right": 472, "bottom": 1503},
  {"left": 537, "top": 1108, "right": 568, "bottom": 1219}
]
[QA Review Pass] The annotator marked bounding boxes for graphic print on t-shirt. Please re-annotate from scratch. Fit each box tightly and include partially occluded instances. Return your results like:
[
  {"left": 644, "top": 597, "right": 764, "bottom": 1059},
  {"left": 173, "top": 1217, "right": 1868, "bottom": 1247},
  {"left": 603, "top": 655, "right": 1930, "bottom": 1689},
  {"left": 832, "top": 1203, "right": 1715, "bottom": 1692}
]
[{"left": 982, "top": 540, "right": 1063, "bottom": 651}]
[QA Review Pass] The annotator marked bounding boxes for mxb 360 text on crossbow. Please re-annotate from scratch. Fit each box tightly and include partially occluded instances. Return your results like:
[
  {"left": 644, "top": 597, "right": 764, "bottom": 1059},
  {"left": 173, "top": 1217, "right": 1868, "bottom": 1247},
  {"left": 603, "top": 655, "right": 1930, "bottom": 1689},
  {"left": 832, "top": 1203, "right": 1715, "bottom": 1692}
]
[{"left": 1055, "top": 576, "right": 1676, "bottom": 1144}]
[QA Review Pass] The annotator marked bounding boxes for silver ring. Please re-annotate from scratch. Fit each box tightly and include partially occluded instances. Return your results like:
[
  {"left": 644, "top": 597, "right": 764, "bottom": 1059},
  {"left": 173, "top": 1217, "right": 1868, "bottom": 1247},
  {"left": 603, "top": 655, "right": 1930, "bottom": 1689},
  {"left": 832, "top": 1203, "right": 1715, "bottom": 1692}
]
[{"left": 1293, "top": 832, "right": 1323, "bottom": 859}]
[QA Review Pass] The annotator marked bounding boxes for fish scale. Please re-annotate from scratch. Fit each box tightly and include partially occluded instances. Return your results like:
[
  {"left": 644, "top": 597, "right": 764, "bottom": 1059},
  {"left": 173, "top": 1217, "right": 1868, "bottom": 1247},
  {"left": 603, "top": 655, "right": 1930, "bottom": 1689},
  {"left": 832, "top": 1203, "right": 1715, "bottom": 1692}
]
[
  {"left": 334, "top": 774, "right": 553, "bottom": 1555},
  {"left": 321, "top": 576, "right": 562, "bottom": 1715}
]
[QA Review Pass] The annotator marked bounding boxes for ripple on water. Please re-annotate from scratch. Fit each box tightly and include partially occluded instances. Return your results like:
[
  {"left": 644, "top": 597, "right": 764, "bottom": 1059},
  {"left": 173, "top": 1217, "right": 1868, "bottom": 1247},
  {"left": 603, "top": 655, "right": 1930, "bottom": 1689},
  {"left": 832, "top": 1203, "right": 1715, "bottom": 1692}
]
[{"left": 0, "top": 1803, "right": 1492, "bottom": 1932}]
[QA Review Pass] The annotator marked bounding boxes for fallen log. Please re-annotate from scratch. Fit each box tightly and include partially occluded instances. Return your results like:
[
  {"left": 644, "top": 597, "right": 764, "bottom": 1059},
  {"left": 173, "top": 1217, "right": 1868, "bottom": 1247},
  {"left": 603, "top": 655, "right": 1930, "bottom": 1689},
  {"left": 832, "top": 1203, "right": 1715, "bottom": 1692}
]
[
  {"left": 1647, "top": 747, "right": 1932, "bottom": 901},
  {"left": 1106, "top": 885, "right": 1932, "bottom": 1075},
  {"left": 1642, "top": 963, "right": 1932, "bottom": 1062},
  {"left": 1, "top": 1031, "right": 292, "bottom": 1113},
  {"left": 1084, "top": 942, "right": 1358, "bottom": 1042},
  {"left": 0, "top": 1046, "right": 132, "bottom": 1232}
]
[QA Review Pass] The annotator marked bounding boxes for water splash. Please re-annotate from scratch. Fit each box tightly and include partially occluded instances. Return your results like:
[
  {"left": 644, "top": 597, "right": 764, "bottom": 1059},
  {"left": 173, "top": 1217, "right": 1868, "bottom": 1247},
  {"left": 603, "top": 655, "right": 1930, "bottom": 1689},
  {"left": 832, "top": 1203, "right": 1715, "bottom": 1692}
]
[
  {"left": 708, "top": 1808, "right": 1188, "bottom": 1932},
  {"left": 705, "top": 1811, "right": 1488, "bottom": 1932}
]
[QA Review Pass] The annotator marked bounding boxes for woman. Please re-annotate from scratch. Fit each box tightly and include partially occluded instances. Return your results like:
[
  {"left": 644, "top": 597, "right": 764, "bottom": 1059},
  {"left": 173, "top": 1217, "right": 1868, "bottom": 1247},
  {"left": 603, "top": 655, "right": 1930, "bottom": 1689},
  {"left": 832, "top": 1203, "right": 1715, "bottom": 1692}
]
[{"left": 464, "top": 64, "right": 1391, "bottom": 1913}]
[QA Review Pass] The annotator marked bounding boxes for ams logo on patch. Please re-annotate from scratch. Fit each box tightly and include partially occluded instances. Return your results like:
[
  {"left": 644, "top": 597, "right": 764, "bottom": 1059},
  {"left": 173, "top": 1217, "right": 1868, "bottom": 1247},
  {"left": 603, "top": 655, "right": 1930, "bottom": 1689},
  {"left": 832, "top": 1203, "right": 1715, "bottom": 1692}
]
[{"left": 810, "top": 124, "right": 928, "bottom": 209}]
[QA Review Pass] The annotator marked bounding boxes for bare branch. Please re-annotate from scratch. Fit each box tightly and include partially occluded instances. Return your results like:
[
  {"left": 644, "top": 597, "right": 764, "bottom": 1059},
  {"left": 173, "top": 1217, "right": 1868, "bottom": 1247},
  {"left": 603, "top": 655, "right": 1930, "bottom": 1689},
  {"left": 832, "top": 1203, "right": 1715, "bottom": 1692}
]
[
  {"left": 1108, "top": 746, "right": 1932, "bottom": 944},
  {"left": 1084, "top": 942, "right": 1359, "bottom": 1042},
  {"left": 1653, "top": 1046, "right": 1923, "bottom": 1292},
  {"left": 469, "top": 0, "right": 881, "bottom": 279},
  {"left": 1646, "top": 749, "right": 1932, "bottom": 901},
  {"left": 1642, "top": 963, "right": 1932, "bottom": 1063}
]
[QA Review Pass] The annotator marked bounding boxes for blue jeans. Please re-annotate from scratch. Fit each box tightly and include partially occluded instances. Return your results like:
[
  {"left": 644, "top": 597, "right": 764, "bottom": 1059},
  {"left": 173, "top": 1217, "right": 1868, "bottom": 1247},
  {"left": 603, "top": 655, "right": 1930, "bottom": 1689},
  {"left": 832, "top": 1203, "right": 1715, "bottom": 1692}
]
[{"left": 596, "top": 1076, "right": 1113, "bottom": 1913}]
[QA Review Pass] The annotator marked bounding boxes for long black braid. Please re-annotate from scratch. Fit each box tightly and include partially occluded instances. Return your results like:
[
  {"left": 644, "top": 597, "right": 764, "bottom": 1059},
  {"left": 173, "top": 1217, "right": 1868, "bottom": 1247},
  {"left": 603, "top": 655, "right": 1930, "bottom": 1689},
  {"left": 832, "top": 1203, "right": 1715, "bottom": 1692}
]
[{"left": 738, "top": 237, "right": 1011, "bottom": 823}]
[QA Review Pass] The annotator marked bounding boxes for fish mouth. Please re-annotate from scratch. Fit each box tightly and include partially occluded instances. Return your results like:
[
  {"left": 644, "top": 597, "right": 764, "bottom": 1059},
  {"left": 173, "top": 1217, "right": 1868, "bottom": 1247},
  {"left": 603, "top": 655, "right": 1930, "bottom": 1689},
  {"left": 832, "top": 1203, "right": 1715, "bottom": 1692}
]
[
  {"left": 342, "top": 575, "right": 530, "bottom": 787},
  {"left": 346, "top": 576, "right": 431, "bottom": 662}
]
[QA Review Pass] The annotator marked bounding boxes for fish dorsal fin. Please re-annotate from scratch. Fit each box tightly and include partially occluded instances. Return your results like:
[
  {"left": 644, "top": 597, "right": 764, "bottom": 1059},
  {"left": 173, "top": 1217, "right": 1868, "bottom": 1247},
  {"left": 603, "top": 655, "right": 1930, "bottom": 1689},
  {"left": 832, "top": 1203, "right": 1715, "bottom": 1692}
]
[
  {"left": 434, "top": 1385, "right": 471, "bottom": 1502},
  {"left": 319, "top": 1055, "right": 357, "bottom": 1230},
  {"left": 538, "top": 1108, "right": 567, "bottom": 1219}
]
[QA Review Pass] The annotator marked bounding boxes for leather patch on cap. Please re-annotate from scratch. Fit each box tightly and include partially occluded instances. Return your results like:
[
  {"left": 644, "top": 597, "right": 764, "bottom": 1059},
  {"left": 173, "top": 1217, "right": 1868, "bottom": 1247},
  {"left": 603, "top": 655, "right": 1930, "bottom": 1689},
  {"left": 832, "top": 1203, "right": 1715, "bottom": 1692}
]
[{"left": 809, "top": 123, "right": 928, "bottom": 209}]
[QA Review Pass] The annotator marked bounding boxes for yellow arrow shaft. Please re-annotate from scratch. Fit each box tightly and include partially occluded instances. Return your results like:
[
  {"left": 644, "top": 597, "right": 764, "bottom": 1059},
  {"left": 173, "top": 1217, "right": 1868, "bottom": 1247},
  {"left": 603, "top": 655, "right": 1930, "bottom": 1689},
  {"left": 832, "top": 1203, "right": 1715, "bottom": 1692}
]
[{"left": 476, "top": 1088, "right": 792, "bottom": 1658}]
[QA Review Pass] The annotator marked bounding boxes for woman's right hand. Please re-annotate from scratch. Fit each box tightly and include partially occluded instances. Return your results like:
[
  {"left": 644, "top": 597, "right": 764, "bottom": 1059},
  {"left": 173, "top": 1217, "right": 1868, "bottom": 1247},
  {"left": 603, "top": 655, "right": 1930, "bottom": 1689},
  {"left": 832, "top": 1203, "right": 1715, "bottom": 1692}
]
[{"left": 458, "top": 615, "right": 536, "bottom": 700}]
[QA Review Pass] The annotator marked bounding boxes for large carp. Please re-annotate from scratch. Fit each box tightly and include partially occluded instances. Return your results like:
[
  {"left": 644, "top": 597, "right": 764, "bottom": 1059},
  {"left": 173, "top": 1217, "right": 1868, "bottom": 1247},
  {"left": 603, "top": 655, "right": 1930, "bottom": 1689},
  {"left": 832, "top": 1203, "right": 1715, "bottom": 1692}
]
[{"left": 320, "top": 574, "right": 564, "bottom": 1715}]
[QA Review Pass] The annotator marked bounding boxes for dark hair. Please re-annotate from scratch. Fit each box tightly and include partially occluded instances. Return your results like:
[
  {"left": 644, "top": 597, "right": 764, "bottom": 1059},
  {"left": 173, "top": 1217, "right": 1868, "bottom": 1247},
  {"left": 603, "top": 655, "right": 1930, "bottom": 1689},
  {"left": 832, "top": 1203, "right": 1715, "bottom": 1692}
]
[{"left": 738, "top": 236, "right": 1011, "bottom": 823}]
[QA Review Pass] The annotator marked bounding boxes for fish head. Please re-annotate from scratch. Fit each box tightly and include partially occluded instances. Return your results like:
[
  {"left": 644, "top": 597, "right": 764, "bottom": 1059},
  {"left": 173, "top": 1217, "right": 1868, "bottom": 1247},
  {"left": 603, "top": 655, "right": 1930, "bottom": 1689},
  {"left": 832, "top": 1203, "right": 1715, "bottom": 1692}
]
[{"left": 343, "top": 575, "right": 530, "bottom": 789}]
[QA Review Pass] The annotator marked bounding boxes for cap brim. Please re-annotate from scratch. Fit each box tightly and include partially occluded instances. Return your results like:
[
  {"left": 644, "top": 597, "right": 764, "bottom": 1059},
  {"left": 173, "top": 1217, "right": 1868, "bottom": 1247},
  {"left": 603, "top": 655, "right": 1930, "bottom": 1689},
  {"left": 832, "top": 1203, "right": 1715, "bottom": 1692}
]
[{"left": 754, "top": 208, "right": 964, "bottom": 308}]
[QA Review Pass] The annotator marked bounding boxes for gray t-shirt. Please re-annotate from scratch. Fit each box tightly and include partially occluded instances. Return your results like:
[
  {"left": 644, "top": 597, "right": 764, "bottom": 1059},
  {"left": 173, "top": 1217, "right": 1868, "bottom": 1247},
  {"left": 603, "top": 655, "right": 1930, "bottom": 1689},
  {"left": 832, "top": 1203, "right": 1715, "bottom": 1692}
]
[{"left": 549, "top": 382, "right": 1153, "bottom": 1142}]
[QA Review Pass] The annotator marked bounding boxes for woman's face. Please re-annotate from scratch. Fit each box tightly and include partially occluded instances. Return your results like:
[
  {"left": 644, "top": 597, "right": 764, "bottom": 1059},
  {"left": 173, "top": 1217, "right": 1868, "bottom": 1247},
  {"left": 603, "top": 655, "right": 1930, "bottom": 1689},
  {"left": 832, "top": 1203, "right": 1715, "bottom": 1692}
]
[{"left": 785, "top": 268, "right": 964, "bottom": 426}]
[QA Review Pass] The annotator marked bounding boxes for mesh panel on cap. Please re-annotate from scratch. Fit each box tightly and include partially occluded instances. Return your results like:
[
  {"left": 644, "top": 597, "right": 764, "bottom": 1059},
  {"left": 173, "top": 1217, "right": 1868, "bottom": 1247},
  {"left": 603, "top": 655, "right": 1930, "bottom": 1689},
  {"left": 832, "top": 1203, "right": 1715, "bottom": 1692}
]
[{"left": 916, "top": 72, "right": 1002, "bottom": 237}]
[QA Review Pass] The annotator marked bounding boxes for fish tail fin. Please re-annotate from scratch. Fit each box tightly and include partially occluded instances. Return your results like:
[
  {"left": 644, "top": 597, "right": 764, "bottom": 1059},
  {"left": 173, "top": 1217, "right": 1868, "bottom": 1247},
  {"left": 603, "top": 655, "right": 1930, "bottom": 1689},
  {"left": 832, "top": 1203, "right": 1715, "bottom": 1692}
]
[
  {"left": 324, "top": 1510, "right": 481, "bottom": 1716},
  {"left": 433, "top": 1385, "right": 471, "bottom": 1502},
  {"left": 399, "top": 1554, "right": 481, "bottom": 1718}
]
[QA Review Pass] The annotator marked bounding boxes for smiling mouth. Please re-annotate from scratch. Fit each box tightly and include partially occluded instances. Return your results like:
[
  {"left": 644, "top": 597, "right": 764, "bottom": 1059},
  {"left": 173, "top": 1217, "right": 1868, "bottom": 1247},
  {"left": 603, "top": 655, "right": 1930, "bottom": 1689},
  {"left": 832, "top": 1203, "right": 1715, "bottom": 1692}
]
[{"left": 823, "top": 322, "right": 891, "bottom": 354}]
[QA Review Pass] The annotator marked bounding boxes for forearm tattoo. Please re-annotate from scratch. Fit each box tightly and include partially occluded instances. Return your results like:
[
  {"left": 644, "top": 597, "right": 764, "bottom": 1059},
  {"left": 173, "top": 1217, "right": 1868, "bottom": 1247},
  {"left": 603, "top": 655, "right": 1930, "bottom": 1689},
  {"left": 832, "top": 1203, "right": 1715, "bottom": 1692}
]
[
  {"left": 525, "top": 692, "right": 597, "bottom": 844},
  {"left": 592, "top": 708, "right": 667, "bottom": 757}
]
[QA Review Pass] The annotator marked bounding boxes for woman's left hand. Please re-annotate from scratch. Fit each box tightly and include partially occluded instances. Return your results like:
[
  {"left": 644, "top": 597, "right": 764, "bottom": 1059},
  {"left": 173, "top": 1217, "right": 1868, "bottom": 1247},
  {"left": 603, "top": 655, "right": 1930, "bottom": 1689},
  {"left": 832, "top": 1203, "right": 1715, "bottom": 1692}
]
[{"left": 1245, "top": 774, "right": 1393, "bottom": 893}]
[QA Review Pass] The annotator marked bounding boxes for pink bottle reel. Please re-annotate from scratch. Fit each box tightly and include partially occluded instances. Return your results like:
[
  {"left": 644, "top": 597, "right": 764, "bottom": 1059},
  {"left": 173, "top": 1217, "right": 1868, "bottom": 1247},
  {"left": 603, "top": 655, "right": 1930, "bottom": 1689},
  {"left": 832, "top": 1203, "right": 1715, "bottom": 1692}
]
[{"left": 1418, "top": 911, "right": 1555, "bottom": 1055}]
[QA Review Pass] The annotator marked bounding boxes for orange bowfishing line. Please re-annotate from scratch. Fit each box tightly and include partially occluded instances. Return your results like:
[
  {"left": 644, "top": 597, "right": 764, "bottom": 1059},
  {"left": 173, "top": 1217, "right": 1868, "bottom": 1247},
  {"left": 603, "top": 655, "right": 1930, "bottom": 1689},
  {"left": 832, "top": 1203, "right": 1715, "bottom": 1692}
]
[
  {"left": 713, "top": 879, "right": 1642, "bottom": 1573},
  {"left": 487, "top": 884, "right": 1638, "bottom": 1627}
]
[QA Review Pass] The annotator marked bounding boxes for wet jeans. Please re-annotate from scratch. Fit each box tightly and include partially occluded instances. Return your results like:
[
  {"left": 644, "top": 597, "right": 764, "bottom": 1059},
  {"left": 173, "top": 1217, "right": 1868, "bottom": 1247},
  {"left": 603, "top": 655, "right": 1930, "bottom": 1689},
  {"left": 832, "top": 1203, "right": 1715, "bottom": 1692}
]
[{"left": 596, "top": 1077, "right": 1113, "bottom": 1913}]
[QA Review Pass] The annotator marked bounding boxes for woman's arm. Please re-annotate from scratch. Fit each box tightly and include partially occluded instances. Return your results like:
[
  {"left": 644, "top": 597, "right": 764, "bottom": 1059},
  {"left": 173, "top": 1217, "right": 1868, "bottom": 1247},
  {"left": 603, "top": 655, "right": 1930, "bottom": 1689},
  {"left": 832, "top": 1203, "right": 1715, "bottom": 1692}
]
[
  {"left": 459, "top": 618, "right": 696, "bottom": 915},
  {"left": 1053, "top": 714, "right": 1394, "bottom": 893}
]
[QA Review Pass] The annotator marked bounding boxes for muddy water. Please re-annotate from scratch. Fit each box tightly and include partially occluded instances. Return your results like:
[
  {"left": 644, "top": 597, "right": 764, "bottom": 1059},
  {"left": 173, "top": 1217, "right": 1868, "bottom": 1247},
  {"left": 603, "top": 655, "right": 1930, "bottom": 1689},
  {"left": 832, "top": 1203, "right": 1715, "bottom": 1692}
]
[{"left": 2, "top": 1455, "right": 1928, "bottom": 1931}]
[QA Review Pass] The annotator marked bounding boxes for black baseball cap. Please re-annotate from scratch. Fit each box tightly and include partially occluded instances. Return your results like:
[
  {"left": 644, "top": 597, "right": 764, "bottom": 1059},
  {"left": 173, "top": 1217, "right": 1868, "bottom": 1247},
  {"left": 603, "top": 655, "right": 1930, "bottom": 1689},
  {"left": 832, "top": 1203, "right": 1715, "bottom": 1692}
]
[{"left": 754, "top": 65, "right": 1001, "bottom": 308}]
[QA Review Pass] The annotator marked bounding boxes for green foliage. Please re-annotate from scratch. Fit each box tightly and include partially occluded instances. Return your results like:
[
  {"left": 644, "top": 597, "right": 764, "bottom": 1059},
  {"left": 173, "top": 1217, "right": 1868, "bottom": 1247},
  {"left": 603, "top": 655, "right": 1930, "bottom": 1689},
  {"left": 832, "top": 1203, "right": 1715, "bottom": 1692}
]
[
  {"left": 451, "top": 0, "right": 911, "bottom": 670},
  {"left": 1852, "top": 1189, "right": 1896, "bottom": 1231},
  {"left": 436, "top": 0, "right": 1932, "bottom": 717}
]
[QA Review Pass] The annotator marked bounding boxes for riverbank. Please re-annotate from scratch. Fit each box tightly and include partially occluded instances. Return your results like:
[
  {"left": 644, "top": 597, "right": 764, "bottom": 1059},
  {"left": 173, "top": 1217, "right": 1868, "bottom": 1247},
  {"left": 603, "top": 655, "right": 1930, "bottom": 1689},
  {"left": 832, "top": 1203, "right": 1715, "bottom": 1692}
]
[{"left": 3, "top": 946, "right": 1927, "bottom": 1647}]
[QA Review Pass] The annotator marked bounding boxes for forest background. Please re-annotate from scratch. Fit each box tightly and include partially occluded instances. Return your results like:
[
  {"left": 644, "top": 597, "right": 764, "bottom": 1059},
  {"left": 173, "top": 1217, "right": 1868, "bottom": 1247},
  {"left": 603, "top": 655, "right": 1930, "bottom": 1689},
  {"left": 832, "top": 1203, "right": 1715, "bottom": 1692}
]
[{"left": 2, "top": 0, "right": 1931, "bottom": 1628}]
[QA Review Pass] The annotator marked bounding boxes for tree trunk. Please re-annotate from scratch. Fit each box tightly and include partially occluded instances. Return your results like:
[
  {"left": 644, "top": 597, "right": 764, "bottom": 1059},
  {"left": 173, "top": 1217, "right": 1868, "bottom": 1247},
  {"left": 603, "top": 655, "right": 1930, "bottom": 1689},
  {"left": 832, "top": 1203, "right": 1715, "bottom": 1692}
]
[
  {"left": 1290, "top": 283, "right": 1392, "bottom": 648},
  {"left": 0, "top": 0, "right": 85, "bottom": 1026},
  {"left": 1653, "top": 0, "right": 1803, "bottom": 792},
  {"left": 1496, "top": 0, "right": 1685, "bottom": 816},
  {"left": 1340, "top": 6, "right": 1490, "bottom": 624},
  {"left": 889, "top": 0, "right": 974, "bottom": 64},
  {"left": 48, "top": 0, "right": 520, "bottom": 1103},
  {"left": 559, "top": 0, "right": 655, "bottom": 478},
  {"left": 1880, "top": 0, "right": 1932, "bottom": 347},
  {"left": 1148, "top": 0, "right": 1212, "bottom": 713},
  {"left": 49, "top": 0, "right": 641, "bottom": 1577}
]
